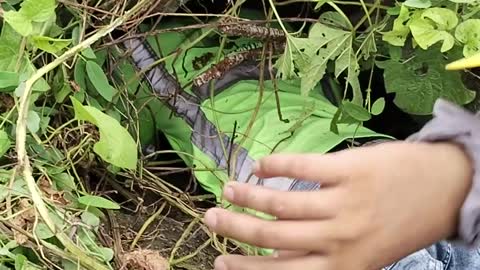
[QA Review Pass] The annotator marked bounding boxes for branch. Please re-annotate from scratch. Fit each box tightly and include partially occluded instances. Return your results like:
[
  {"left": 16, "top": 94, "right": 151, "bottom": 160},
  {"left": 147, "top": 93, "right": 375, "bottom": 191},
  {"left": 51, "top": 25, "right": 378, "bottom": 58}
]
[{"left": 14, "top": 0, "right": 151, "bottom": 269}]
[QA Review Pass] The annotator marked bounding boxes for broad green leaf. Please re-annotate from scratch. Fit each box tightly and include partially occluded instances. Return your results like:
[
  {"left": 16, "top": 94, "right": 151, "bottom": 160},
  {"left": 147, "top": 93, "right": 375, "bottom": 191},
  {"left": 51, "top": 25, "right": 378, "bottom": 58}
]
[
  {"left": 403, "top": 0, "right": 432, "bottom": 8},
  {"left": 382, "top": 5, "right": 414, "bottom": 46},
  {"left": 31, "top": 36, "right": 71, "bottom": 54},
  {"left": 85, "top": 60, "right": 117, "bottom": 102},
  {"left": 421, "top": 8, "right": 458, "bottom": 30},
  {"left": 74, "top": 59, "right": 87, "bottom": 90},
  {"left": 0, "top": 24, "right": 50, "bottom": 92},
  {"left": 99, "top": 247, "right": 114, "bottom": 262},
  {"left": 342, "top": 101, "right": 371, "bottom": 121},
  {"left": 26, "top": 110, "right": 40, "bottom": 133},
  {"left": 78, "top": 195, "right": 120, "bottom": 210},
  {"left": 34, "top": 222, "right": 54, "bottom": 239},
  {"left": 3, "top": 0, "right": 56, "bottom": 37},
  {"left": 409, "top": 8, "right": 458, "bottom": 52},
  {"left": 20, "top": 0, "right": 56, "bottom": 22},
  {"left": 14, "top": 254, "right": 26, "bottom": 270},
  {"left": 455, "top": 19, "right": 480, "bottom": 57},
  {"left": 81, "top": 211, "right": 100, "bottom": 227},
  {"left": 51, "top": 173, "right": 76, "bottom": 191},
  {"left": 0, "top": 71, "right": 19, "bottom": 89},
  {"left": 319, "top": 11, "right": 351, "bottom": 29},
  {"left": 3, "top": 12, "right": 32, "bottom": 37},
  {"left": 377, "top": 47, "right": 475, "bottom": 115},
  {"left": 371, "top": 98, "right": 386, "bottom": 115},
  {"left": 71, "top": 97, "right": 138, "bottom": 169},
  {"left": 0, "top": 130, "right": 11, "bottom": 158},
  {"left": 54, "top": 83, "right": 72, "bottom": 103},
  {"left": 82, "top": 47, "right": 97, "bottom": 59},
  {"left": 299, "top": 23, "right": 351, "bottom": 95}
]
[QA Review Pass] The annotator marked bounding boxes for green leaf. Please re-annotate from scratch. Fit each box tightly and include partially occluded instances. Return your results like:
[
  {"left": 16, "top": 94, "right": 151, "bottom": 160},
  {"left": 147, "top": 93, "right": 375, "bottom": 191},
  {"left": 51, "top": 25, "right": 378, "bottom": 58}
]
[
  {"left": 85, "top": 60, "right": 117, "bottom": 102},
  {"left": 99, "top": 247, "right": 114, "bottom": 262},
  {"left": 455, "top": 19, "right": 480, "bottom": 57},
  {"left": 78, "top": 195, "right": 120, "bottom": 210},
  {"left": 81, "top": 47, "right": 97, "bottom": 59},
  {"left": 0, "top": 24, "right": 50, "bottom": 92},
  {"left": 81, "top": 211, "right": 100, "bottom": 227},
  {"left": 377, "top": 47, "right": 475, "bottom": 115},
  {"left": 371, "top": 98, "right": 386, "bottom": 115},
  {"left": 14, "top": 254, "right": 27, "bottom": 270},
  {"left": 403, "top": 0, "right": 432, "bottom": 8},
  {"left": 71, "top": 97, "right": 138, "bottom": 169},
  {"left": 3, "top": 0, "right": 56, "bottom": 37},
  {"left": 0, "top": 130, "right": 11, "bottom": 158},
  {"left": 382, "top": 5, "right": 414, "bottom": 47},
  {"left": 298, "top": 23, "right": 351, "bottom": 95},
  {"left": 26, "top": 110, "right": 40, "bottom": 133},
  {"left": 342, "top": 101, "right": 371, "bottom": 121},
  {"left": 409, "top": 8, "right": 458, "bottom": 52},
  {"left": 51, "top": 173, "right": 76, "bottom": 191},
  {"left": 34, "top": 222, "right": 54, "bottom": 239},
  {"left": 0, "top": 71, "right": 19, "bottom": 89},
  {"left": 319, "top": 11, "right": 351, "bottom": 29},
  {"left": 31, "top": 36, "right": 71, "bottom": 54},
  {"left": 275, "top": 40, "right": 294, "bottom": 79},
  {"left": 335, "top": 45, "right": 362, "bottom": 105},
  {"left": 3, "top": 11, "right": 32, "bottom": 36},
  {"left": 20, "top": 0, "right": 56, "bottom": 22},
  {"left": 74, "top": 59, "right": 87, "bottom": 90}
]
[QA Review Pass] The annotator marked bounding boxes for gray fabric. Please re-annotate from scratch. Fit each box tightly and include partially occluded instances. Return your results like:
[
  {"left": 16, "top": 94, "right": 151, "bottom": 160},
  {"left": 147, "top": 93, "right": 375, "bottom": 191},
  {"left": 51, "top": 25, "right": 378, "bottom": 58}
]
[{"left": 407, "top": 98, "right": 480, "bottom": 247}]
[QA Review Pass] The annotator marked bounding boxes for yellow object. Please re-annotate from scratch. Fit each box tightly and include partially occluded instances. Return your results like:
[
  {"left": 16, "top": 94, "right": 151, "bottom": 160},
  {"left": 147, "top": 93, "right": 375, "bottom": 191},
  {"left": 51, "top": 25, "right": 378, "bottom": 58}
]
[{"left": 446, "top": 52, "right": 480, "bottom": 70}]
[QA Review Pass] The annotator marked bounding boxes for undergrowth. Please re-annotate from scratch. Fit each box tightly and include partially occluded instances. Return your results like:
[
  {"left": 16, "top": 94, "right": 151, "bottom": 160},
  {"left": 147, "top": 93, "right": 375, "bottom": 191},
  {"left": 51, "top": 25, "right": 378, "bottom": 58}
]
[{"left": 0, "top": 0, "right": 476, "bottom": 269}]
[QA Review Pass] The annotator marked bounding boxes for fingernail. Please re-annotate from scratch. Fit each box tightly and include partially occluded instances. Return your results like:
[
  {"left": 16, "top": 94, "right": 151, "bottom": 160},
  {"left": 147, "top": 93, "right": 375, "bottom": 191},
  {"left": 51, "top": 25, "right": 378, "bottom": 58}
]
[
  {"left": 223, "top": 185, "right": 234, "bottom": 201},
  {"left": 204, "top": 209, "right": 217, "bottom": 229},
  {"left": 272, "top": 250, "right": 279, "bottom": 258},
  {"left": 214, "top": 257, "right": 227, "bottom": 270}
]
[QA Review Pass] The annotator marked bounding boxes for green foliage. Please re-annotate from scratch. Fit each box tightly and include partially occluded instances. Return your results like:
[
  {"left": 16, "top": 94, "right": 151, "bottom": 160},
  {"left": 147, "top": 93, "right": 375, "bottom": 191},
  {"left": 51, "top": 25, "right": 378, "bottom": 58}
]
[
  {"left": 78, "top": 195, "right": 120, "bottom": 210},
  {"left": 3, "top": 0, "right": 56, "bottom": 37},
  {"left": 85, "top": 60, "right": 117, "bottom": 102},
  {"left": 455, "top": 19, "right": 480, "bottom": 57},
  {"left": 71, "top": 97, "right": 138, "bottom": 169},
  {"left": 377, "top": 47, "right": 475, "bottom": 114}
]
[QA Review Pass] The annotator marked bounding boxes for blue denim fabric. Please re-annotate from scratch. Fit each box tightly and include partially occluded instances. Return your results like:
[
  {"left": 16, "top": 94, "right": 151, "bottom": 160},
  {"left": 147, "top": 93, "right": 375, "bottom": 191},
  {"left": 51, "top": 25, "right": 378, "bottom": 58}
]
[{"left": 384, "top": 241, "right": 480, "bottom": 269}]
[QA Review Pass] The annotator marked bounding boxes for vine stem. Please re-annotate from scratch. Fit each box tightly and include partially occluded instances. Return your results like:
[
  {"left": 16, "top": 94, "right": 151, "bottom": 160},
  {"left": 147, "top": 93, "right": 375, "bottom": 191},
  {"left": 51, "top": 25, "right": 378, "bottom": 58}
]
[{"left": 14, "top": 0, "right": 151, "bottom": 269}]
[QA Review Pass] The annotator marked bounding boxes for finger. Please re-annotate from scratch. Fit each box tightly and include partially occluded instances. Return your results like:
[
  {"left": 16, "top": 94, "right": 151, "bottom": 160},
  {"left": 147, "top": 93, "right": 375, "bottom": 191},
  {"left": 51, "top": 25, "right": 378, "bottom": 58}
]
[
  {"left": 222, "top": 181, "right": 339, "bottom": 219},
  {"left": 254, "top": 152, "right": 351, "bottom": 184},
  {"left": 273, "top": 250, "right": 311, "bottom": 258},
  {"left": 204, "top": 208, "right": 338, "bottom": 252},
  {"left": 214, "top": 254, "right": 328, "bottom": 270}
]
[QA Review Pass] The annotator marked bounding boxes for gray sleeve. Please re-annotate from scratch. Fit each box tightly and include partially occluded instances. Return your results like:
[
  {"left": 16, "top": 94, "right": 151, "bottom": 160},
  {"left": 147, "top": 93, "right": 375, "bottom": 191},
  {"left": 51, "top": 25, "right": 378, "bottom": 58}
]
[{"left": 406, "top": 98, "right": 480, "bottom": 247}]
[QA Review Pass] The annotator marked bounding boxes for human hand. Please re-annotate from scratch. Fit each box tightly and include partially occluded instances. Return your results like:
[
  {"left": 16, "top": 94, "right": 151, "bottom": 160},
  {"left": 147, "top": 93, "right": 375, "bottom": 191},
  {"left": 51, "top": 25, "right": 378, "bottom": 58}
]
[{"left": 204, "top": 141, "right": 473, "bottom": 270}]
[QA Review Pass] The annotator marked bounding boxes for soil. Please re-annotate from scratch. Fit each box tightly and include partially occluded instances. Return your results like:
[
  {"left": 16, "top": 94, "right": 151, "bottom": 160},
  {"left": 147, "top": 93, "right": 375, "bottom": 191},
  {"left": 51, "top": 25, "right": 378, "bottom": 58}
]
[{"left": 112, "top": 208, "right": 219, "bottom": 270}]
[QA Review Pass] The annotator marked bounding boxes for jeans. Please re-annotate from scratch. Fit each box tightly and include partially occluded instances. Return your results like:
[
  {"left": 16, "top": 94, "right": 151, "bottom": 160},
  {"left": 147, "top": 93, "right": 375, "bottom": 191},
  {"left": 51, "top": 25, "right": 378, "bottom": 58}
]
[{"left": 385, "top": 241, "right": 480, "bottom": 269}]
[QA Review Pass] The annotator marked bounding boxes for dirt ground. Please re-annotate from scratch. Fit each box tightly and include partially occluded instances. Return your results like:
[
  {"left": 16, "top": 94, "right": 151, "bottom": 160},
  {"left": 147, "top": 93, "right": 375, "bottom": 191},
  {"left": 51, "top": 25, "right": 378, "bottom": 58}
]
[{"left": 112, "top": 208, "right": 219, "bottom": 270}]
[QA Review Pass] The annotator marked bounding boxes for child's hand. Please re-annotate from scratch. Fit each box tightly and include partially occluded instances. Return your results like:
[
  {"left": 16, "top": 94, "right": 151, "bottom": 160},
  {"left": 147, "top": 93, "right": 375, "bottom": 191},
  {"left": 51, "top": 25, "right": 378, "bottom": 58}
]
[{"left": 204, "top": 141, "right": 473, "bottom": 270}]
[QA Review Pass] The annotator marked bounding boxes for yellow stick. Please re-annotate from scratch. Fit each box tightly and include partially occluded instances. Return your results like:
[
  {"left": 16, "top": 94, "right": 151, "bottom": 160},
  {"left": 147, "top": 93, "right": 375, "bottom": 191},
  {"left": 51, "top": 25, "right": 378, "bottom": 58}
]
[{"left": 446, "top": 52, "right": 480, "bottom": 70}]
